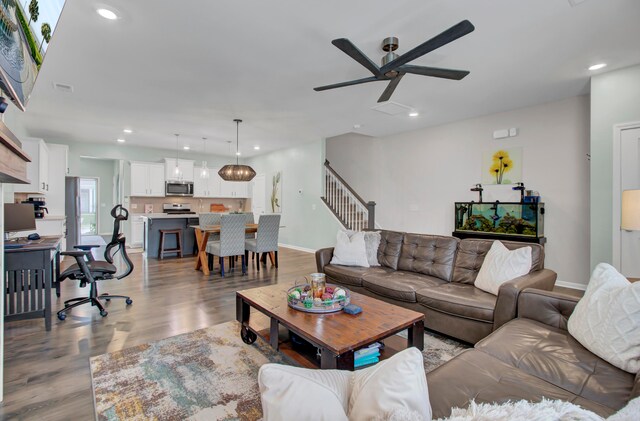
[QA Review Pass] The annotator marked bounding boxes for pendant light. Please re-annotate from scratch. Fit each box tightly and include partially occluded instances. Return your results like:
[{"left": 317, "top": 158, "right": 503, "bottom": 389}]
[
  {"left": 200, "top": 137, "right": 210, "bottom": 179},
  {"left": 218, "top": 119, "right": 256, "bottom": 182},
  {"left": 174, "top": 134, "right": 181, "bottom": 178}
]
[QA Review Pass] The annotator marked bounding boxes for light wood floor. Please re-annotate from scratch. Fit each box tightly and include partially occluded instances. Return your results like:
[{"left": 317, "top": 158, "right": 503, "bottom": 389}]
[{"left": 0, "top": 248, "right": 317, "bottom": 420}]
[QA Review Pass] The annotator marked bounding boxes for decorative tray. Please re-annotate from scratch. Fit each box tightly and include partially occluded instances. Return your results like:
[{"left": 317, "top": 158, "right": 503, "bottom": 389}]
[{"left": 287, "top": 284, "right": 350, "bottom": 313}]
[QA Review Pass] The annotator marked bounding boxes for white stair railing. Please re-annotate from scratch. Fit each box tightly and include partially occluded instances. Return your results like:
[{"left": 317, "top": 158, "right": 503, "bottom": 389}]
[{"left": 322, "top": 160, "right": 375, "bottom": 231}]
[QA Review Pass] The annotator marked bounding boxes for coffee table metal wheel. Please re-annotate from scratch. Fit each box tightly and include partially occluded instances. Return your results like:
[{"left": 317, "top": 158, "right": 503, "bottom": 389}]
[{"left": 240, "top": 325, "right": 257, "bottom": 344}]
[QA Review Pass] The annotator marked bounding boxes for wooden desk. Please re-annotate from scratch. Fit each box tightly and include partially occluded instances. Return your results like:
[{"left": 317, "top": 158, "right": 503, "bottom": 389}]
[
  {"left": 193, "top": 224, "right": 259, "bottom": 275},
  {"left": 4, "top": 236, "right": 62, "bottom": 331}
]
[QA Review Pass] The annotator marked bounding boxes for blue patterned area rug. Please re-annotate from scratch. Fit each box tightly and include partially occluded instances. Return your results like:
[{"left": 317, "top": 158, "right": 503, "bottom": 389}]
[{"left": 90, "top": 321, "right": 468, "bottom": 420}]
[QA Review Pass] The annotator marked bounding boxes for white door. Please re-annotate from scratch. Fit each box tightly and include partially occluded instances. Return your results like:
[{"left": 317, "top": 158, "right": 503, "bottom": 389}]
[
  {"left": 620, "top": 127, "right": 640, "bottom": 277},
  {"left": 251, "top": 174, "right": 266, "bottom": 215}
]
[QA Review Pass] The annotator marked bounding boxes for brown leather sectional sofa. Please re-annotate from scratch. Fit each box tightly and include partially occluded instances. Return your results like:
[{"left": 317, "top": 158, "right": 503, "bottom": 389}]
[
  {"left": 427, "top": 289, "right": 639, "bottom": 418},
  {"left": 316, "top": 230, "right": 557, "bottom": 344}
]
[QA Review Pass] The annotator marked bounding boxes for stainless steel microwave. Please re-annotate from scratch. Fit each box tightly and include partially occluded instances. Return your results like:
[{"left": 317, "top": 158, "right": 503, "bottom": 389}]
[{"left": 165, "top": 181, "right": 194, "bottom": 196}]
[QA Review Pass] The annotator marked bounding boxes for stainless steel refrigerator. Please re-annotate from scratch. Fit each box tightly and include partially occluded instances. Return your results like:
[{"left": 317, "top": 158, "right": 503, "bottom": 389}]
[{"left": 65, "top": 176, "right": 81, "bottom": 251}]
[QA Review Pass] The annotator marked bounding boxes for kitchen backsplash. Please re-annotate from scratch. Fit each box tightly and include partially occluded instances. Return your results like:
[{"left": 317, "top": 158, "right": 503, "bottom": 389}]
[{"left": 127, "top": 197, "right": 251, "bottom": 214}]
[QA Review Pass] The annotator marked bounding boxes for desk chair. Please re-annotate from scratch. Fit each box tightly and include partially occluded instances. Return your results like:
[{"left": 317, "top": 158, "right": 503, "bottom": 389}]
[
  {"left": 205, "top": 214, "right": 247, "bottom": 277},
  {"left": 245, "top": 214, "right": 280, "bottom": 271},
  {"left": 56, "top": 205, "right": 134, "bottom": 320}
]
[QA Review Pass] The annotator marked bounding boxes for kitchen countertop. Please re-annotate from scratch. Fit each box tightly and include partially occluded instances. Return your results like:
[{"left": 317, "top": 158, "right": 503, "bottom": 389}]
[
  {"left": 38, "top": 215, "right": 66, "bottom": 221},
  {"left": 140, "top": 213, "right": 200, "bottom": 219}
]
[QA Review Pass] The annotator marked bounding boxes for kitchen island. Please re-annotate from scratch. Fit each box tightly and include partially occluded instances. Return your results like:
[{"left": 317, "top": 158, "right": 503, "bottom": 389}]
[{"left": 141, "top": 213, "right": 200, "bottom": 258}]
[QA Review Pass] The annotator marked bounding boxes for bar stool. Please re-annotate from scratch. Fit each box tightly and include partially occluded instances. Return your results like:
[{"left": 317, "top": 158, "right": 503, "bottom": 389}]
[{"left": 159, "top": 229, "right": 183, "bottom": 259}]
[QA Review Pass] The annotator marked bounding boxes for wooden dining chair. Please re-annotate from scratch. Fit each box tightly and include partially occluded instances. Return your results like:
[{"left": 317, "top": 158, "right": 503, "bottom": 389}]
[
  {"left": 205, "top": 214, "right": 247, "bottom": 276},
  {"left": 245, "top": 214, "right": 281, "bottom": 271}
]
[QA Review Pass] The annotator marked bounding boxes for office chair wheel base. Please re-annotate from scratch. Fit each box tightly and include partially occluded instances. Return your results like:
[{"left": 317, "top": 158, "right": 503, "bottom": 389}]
[
  {"left": 126, "top": 298, "right": 133, "bottom": 305},
  {"left": 58, "top": 312, "right": 66, "bottom": 321},
  {"left": 100, "top": 309, "right": 108, "bottom": 317},
  {"left": 241, "top": 326, "right": 257, "bottom": 344}
]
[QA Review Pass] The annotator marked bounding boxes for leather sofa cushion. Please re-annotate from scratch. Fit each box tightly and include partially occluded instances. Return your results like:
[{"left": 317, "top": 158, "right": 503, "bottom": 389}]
[
  {"left": 362, "top": 270, "right": 446, "bottom": 303},
  {"left": 451, "top": 239, "right": 545, "bottom": 284},
  {"left": 377, "top": 230, "right": 404, "bottom": 270},
  {"left": 324, "top": 265, "right": 392, "bottom": 287},
  {"left": 397, "top": 234, "right": 458, "bottom": 281},
  {"left": 416, "top": 283, "right": 496, "bottom": 322},
  {"left": 476, "top": 318, "right": 635, "bottom": 411},
  {"left": 427, "top": 349, "right": 616, "bottom": 419}
]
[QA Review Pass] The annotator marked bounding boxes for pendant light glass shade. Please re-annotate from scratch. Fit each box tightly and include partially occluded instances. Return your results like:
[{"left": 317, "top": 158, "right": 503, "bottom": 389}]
[
  {"left": 219, "top": 119, "right": 256, "bottom": 182},
  {"left": 200, "top": 137, "right": 210, "bottom": 179},
  {"left": 174, "top": 134, "right": 181, "bottom": 177}
]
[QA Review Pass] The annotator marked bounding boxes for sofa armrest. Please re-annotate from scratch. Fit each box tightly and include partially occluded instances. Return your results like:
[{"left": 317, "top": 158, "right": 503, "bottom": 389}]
[
  {"left": 493, "top": 269, "right": 558, "bottom": 330},
  {"left": 517, "top": 288, "right": 580, "bottom": 330},
  {"left": 315, "top": 247, "right": 335, "bottom": 273}
]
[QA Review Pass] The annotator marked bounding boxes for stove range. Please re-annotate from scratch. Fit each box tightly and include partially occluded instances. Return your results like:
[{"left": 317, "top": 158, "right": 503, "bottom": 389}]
[{"left": 162, "top": 203, "right": 195, "bottom": 215}]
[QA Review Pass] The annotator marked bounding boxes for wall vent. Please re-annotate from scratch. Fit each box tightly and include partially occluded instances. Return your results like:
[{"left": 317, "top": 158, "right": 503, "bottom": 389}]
[{"left": 53, "top": 82, "right": 74, "bottom": 93}]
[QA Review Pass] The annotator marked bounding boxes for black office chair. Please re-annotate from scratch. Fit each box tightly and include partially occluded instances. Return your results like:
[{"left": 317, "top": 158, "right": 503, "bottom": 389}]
[{"left": 56, "top": 205, "right": 134, "bottom": 320}]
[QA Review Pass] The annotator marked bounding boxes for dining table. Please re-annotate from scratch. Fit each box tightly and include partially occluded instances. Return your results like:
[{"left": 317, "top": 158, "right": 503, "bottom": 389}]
[{"left": 193, "top": 223, "right": 261, "bottom": 275}]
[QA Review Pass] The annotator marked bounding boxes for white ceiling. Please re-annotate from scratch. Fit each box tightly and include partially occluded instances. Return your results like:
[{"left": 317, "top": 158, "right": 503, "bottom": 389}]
[{"left": 11, "top": 0, "right": 640, "bottom": 157}]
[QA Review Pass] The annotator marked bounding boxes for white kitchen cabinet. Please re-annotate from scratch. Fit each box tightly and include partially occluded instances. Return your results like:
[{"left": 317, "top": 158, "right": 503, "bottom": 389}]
[
  {"left": 164, "top": 158, "right": 195, "bottom": 182},
  {"left": 130, "top": 162, "right": 165, "bottom": 197},
  {"left": 194, "top": 172, "right": 221, "bottom": 197},
  {"left": 219, "top": 178, "right": 249, "bottom": 198},
  {"left": 130, "top": 214, "right": 144, "bottom": 247},
  {"left": 13, "top": 138, "right": 49, "bottom": 194},
  {"left": 46, "top": 144, "right": 69, "bottom": 215}
]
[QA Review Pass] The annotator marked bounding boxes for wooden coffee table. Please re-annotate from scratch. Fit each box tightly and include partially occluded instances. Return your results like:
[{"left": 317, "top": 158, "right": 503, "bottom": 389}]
[{"left": 236, "top": 283, "right": 425, "bottom": 370}]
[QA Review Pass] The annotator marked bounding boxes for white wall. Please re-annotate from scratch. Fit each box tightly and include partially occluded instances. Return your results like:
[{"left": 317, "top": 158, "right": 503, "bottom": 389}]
[
  {"left": 328, "top": 96, "right": 590, "bottom": 287},
  {"left": 248, "top": 139, "right": 341, "bottom": 251},
  {"left": 590, "top": 64, "right": 640, "bottom": 270}
]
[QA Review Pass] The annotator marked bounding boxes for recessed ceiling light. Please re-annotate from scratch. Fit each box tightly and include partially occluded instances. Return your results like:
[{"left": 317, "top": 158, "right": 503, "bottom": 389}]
[
  {"left": 253, "top": 146, "right": 260, "bottom": 150},
  {"left": 236, "top": 151, "right": 241, "bottom": 156},
  {"left": 353, "top": 124, "right": 361, "bottom": 129},
  {"left": 588, "top": 63, "right": 607, "bottom": 71},
  {"left": 183, "top": 146, "right": 190, "bottom": 150},
  {"left": 97, "top": 8, "right": 118, "bottom": 20},
  {"left": 409, "top": 111, "right": 419, "bottom": 117},
  {"left": 123, "top": 129, "right": 132, "bottom": 134},
  {"left": 116, "top": 138, "right": 125, "bottom": 143}
]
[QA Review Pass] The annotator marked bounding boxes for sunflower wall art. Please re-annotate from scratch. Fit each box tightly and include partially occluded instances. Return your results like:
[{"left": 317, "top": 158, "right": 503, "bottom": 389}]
[{"left": 481, "top": 148, "right": 522, "bottom": 185}]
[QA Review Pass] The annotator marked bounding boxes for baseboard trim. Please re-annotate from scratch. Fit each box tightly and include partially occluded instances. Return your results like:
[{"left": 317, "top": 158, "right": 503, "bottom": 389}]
[
  {"left": 555, "top": 280, "right": 587, "bottom": 291},
  {"left": 278, "top": 243, "right": 315, "bottom": 254}
]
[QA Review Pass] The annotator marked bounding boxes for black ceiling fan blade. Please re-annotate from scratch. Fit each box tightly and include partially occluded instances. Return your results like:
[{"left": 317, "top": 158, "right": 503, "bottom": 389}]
[
  {"left": 377, "top": 73, "right": 404, "bottom": 103},
  {"left": 380, "top": 20, "right": 475, "bottom": 74},
  {"left": 331, "top": 38, "right": 381, "bottom": 76},
  {"left": 314, "top": 76, "right": 379, "bottom": 92},
  {"left": 399, "top": 64, "right": 470, "bottom": 80}
]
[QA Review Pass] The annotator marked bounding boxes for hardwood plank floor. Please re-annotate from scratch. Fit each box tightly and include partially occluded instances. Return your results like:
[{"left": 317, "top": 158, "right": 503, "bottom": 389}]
[{"left": 0, "top": 247, "right": 317, "bottom": 420}]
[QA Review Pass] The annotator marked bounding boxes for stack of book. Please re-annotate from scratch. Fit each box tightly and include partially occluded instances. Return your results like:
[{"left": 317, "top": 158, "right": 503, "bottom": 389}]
[{"left": 354, "top": 342, "right": 382, "bottom": 368}]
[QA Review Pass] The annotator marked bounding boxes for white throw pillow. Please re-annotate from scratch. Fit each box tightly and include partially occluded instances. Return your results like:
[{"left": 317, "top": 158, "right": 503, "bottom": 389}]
[
  {"left": 346, "top": 230, "right": 381, "bottom": 266},
  {"left": 474, "top": 241, "right": 532, "bottom": 295},
  {"left": 567, "top": 263, "right": 640, "bottom": 373},
  {"left": 330, "top": 230, "right": 370, "bottom": 267},
  {"left": 258, "top": 347, "right": 431, "bottom": 421}
]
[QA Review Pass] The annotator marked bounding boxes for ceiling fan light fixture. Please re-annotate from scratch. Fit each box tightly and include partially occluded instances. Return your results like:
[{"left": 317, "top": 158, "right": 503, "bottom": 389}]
[{"left": 218, "top": 119, "right": 257, "bottom": 182}]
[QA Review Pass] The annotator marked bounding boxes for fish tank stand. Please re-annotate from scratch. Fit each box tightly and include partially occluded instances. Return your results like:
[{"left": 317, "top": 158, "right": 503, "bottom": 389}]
[{"left": 453, "top": 201, "right": 546, "bottom": 245}]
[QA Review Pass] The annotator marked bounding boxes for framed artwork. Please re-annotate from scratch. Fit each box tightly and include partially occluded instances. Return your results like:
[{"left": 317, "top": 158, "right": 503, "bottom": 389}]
[
  {"left": 482, "top": 148, "right": 522, "bottom": 185},
  {"left": 269, "top": 171, "right": 282, "bottom": 213}
]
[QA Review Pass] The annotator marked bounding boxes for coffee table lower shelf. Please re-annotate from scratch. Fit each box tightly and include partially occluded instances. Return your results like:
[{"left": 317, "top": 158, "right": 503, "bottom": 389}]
[{"left": 240, "top": 311, "right": 415, "bottom": 370}]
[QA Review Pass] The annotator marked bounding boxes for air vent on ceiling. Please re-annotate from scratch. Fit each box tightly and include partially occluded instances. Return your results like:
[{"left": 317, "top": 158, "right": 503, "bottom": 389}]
[
  {"left": 53, "top": 82, "right": 74, "bottom": 93},
  {"left": 371, "top": 101, "right": 412, "bottom": 116}
]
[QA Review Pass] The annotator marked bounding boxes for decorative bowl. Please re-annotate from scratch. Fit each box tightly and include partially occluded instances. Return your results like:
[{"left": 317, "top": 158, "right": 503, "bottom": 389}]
[{"left": 287, "top": 283, "right": 350, "bottom": 313}]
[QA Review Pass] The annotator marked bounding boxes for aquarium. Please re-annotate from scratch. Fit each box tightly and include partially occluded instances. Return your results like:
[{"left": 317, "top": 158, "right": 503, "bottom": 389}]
[{"left": 454, "top": 202, "right": 544, "bottom": 238}]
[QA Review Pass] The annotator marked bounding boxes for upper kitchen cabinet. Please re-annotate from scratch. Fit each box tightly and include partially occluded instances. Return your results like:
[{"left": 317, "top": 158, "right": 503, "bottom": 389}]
[
  {"left": 13, "top": 138, "right": 49, "bottom": 194},
  {"left": 164, "top": 158, "right": 194, "bottom": 182},
  {"left": 193, "top": 170, "right": 221, "bottom": 198},
  {"left": 131, "top": 161, "right": 165, "bottom": 197}
]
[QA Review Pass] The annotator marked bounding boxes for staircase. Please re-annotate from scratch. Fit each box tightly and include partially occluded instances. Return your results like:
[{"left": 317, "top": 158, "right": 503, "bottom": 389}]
[{"left": 322, "top": 160, "right": 375, "bottom": 231}]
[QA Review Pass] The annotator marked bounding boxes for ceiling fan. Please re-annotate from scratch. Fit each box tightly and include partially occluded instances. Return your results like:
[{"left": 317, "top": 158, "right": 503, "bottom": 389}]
[{"left": 313, "top": 20, "right": 475, "bottom": 103}]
